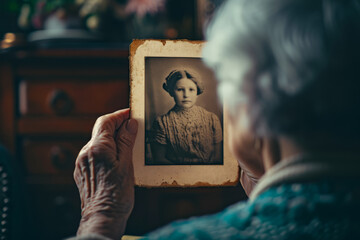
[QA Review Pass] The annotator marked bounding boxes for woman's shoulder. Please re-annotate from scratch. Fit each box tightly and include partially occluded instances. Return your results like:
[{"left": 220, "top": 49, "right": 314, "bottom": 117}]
[{"left": 144, "top": 201, "right": 252, "bottom": 240}]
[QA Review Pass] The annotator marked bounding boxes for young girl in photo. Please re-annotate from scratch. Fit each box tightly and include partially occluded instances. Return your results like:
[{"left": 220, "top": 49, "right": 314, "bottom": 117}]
[{"left": 150, "top": 69, "right": 223, "bottom": 165}]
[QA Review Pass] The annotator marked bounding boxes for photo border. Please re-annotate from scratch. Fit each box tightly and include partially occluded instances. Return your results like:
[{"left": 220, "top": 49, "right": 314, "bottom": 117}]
[{"left": 130, "top": 39, "right": 239, "bottom": 187}]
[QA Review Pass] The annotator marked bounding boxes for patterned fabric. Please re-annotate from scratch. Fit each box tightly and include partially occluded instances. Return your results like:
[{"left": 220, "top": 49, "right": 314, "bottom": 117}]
[
  {"left": 144, "top": 180, "right": 360, "bottom": 240},
  {"left": 68, "top": 155, "right": 360, "bottom": 240},
  {"left": 66, "top": 233, "right": 112, "bottom": 240},
  {"left": 143, "top": 154, "right": 360, "bottom": 239},
  {"left": 150, "top": 105, "right": 223, "bottom": 164}
]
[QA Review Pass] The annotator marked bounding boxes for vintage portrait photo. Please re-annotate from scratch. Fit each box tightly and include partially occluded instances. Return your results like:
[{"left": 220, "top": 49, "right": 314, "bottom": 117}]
[
  {"left": 145, "top": 57, "right": 223, "bottom": 165},
  {"left": 130, "top": 40, "right": 239, "bottom": 187}
]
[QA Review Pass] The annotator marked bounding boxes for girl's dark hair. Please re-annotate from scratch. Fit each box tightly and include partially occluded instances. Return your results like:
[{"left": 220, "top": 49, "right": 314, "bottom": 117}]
[{"left": 163, "top": 69, "right": 204, "bottom": 96}]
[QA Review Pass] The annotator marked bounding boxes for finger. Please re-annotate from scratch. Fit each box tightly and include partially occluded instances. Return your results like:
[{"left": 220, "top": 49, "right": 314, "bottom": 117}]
[
  {"left": 86, "top": 139, "right": 116, "bottom": 194},
  {"left": 74, "top": 143, "right": 91, "bottom": 189},
  {"left": 74, "top": 167, "right": 86, "bottom": 209},
  {"left": 88, "top": 154, "right": 96, "bottom": 196},
  {"left": 116, "top": 119, "right": 138, "bottom": 176},
  {"left": 74, "top": 154, "right": 91, "bottom": 207},
  {"left": 74, "top": 143, "right": 91, "bottom": 208},
  {"left": 116, "top": 119, "right": 138, "bottom": 155},
  {"left": 92, "top": 109, "right": 130, "bottom": 140}
]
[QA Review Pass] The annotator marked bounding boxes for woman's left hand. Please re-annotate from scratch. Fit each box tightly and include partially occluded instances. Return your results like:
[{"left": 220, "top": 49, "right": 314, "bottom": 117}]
[
  {"left": 227, "top": 106, "right": 265, "bottom": 196},
  {"left": 73, "top": 109, "right": 138, "bottom": 240}
]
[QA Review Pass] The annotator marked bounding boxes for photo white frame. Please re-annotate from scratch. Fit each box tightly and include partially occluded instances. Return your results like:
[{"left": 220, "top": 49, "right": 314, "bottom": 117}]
[{"left": 130, "top": 39, "right": 239, "bottom": 187}]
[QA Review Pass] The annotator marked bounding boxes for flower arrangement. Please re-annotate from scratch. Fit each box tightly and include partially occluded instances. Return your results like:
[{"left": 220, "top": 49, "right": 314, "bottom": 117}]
[
  {"left": 16, "top": 0, "right": 170, "bottom": 40},
  {"left": 3, "top": 0, "right": 199, "bottom": 42}
]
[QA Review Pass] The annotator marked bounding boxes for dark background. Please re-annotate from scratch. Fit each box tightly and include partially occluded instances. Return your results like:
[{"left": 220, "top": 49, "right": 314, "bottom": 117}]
[{"left": 0, "top": 1, "right": 246, "bottom": 239}]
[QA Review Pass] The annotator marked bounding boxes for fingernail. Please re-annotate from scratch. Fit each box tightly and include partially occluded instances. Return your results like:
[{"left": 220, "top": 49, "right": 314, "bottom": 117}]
[{"left": 126, "top": 119, "right": 138, "bottom": 134}]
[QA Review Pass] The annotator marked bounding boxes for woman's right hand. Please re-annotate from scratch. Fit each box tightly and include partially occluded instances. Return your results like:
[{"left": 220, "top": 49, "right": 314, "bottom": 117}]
[{"left": 73, "top": 109, "right": 138, "bottom": 240}]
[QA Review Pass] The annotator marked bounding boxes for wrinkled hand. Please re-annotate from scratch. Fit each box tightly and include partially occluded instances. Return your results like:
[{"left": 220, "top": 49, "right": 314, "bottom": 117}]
[{"left": 73, "top": 109, "right": 138, "bottom": 240}]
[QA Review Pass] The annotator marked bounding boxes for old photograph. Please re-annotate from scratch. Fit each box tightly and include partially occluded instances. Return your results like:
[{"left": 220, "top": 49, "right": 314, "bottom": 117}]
[
  {"left": 145, "top": 57, "right": 223, "bottom": 165},
  {"left": 130, "top": 40, "right": 239, "bottom": 187}
]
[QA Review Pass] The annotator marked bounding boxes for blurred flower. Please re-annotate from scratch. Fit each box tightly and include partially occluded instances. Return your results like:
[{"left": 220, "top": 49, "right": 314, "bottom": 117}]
[
  {"left": 14, "top": 0, "right": 190, "bottom": 41},
  {"left": 18, "top": 4, "right": 31, "bottom": 28},
  {"left": 86, "top": 15, "right": 100, "bottom": 31},
  {"left": 31, "top": 1, "right": 46, "bottom": 29},
  {"left": 125, "top": 0, "right": 166, "bottom": 18},
  {"left": 79, "top": 0, "right": 109, "bottom": 17}
]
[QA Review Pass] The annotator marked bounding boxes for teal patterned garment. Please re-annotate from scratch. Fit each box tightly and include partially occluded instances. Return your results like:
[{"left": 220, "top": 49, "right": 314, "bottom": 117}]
[{"left": 144, "top": 180, "right": 360, "bottom": 240}]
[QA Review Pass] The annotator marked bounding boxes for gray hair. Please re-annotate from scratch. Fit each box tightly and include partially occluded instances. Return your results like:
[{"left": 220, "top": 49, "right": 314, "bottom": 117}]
[{"left": 203, "top": 0, "right": 360, "bottom": 144}]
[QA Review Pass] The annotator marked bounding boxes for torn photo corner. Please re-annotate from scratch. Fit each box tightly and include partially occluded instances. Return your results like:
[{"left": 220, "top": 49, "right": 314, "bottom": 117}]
[{"left": 130, "top": 39, "right": 239, "bottom": 187}]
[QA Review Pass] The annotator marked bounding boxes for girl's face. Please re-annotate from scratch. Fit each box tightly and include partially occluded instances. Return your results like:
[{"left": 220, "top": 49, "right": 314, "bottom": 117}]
[{"left": 173, "top": 78, "right": 198, "bottom": 109}]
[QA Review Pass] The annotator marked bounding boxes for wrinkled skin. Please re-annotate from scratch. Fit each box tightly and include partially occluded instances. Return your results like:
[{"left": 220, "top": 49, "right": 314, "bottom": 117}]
[
  {"left": 73, "top": 107, "right": 266, "bottom": 239},
  {"left": 73, "top": 109, "right": 138, "bottom": 239},
  {"left": 227, "top": 107, "right": 265, "bottom": 195}
]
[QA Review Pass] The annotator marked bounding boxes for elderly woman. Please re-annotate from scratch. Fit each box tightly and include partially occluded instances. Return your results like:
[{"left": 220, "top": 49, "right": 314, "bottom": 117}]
[
  {"left": 72, "top": 0, "right": 360, "bottom": 239},
  {"left": 150, "top": 69, "right": 223, "bottom": 165}
]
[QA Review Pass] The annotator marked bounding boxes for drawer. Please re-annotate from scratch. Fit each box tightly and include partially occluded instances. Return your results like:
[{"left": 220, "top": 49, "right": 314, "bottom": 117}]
[
  {"left": 19, "top": 79, "right": 128, "bottom": 116},
  {"left": 26, "top": 184, "right": 81, "bottom": 240},
  {"left": 23, "top": 138, "right": 87, "bottom": 175}
]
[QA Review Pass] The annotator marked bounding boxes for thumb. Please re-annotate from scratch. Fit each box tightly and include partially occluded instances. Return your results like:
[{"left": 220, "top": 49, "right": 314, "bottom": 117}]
[{"left": 116, "top": 119, "right": 138, "bottom": 157}]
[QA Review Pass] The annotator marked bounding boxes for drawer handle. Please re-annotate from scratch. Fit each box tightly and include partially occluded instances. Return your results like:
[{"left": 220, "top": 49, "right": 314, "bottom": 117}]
[
  {"left": 50, "top": 146, "right": 73, "bottom": 171},
  {"left": 48, "top": 89, "right": 73, "bottom": 115}
]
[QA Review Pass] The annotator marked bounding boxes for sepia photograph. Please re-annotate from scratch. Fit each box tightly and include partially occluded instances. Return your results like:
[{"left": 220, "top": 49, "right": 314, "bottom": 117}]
[
  {"left": 145, "top": 57, "right": 223, "bottom": 165},
  {"left": 130, "top": 39, "right": 239, "bottom": 187}
]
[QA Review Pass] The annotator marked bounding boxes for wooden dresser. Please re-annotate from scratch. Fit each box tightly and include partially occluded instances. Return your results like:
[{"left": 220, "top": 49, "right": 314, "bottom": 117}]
[{"left": 0, "top": 47, "right": 246, "bottom": 240}]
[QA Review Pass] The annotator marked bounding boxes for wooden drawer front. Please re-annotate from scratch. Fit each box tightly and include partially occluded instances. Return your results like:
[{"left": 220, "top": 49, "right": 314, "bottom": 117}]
[
  {"left": 23, "top": 139, "right": 87, "bottom": 174},
  {"left": 19, "top": 79, "right": 128, "bottom": 116},
  {"left": 26, "top": 185, "right": 81, "bottom": 240}
]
